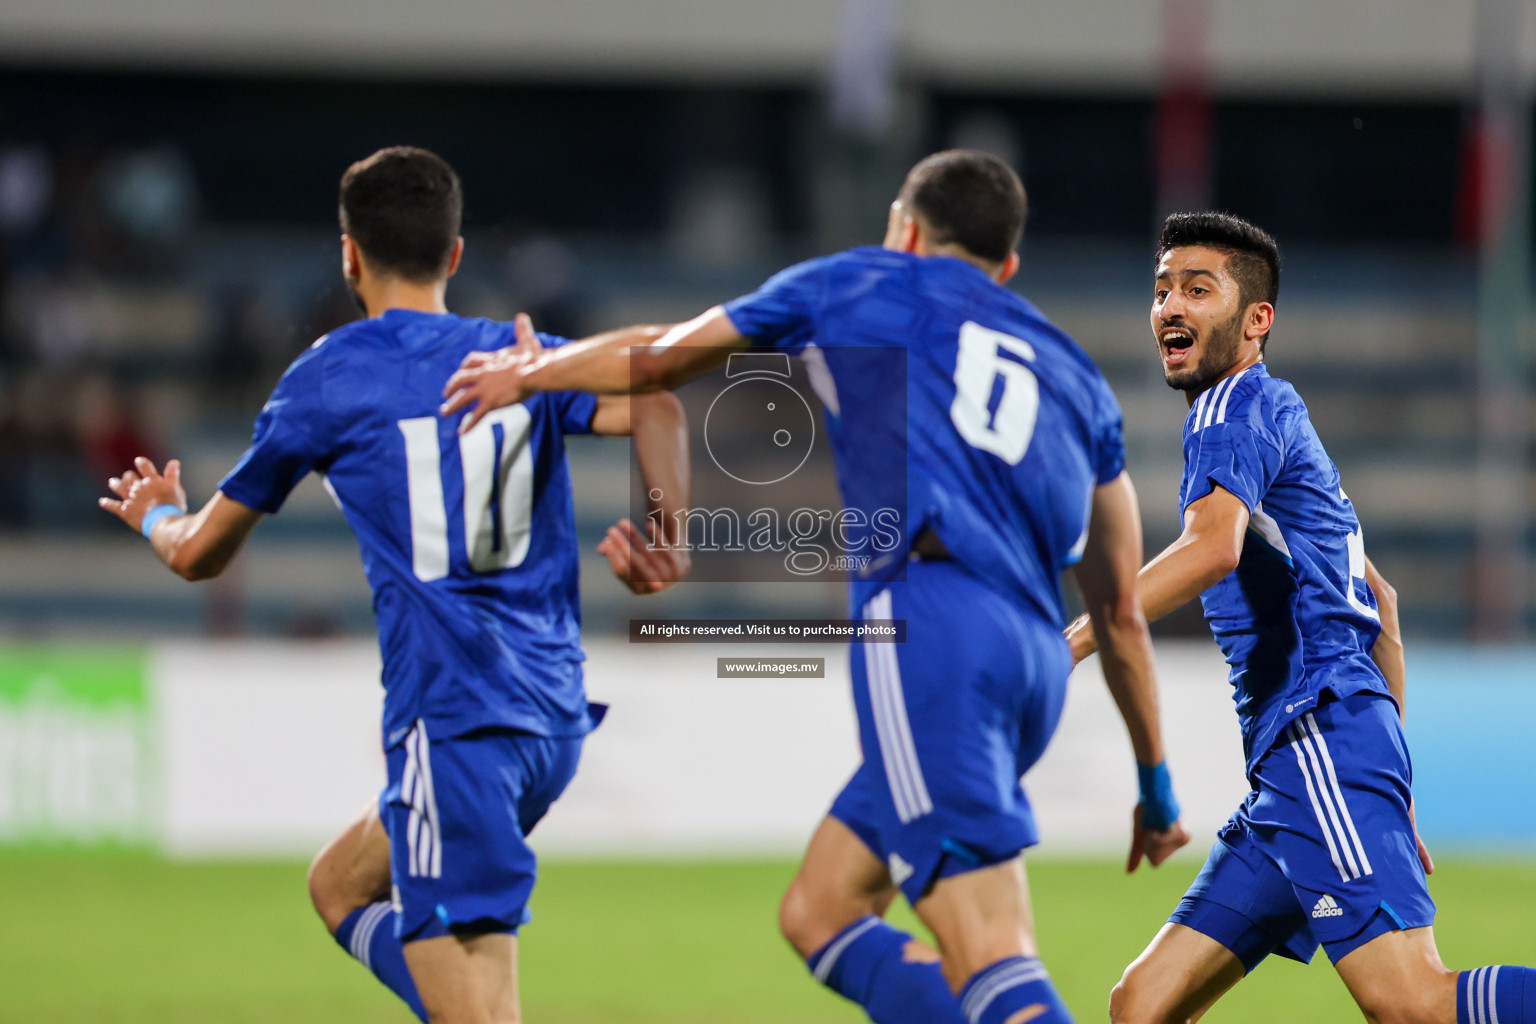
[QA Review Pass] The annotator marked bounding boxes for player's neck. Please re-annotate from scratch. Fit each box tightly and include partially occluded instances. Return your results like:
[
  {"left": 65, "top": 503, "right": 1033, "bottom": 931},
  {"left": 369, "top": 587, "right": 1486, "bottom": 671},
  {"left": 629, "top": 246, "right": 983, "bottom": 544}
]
[
  {"left": 926, "top": 243, "right": 1006, "bottom": 281},
  {"left": 1183, "top": 353, "right": 1263, "bottom": 408},
  {"left": 357, "top": 277, "right": 451, "bottom": 318}
]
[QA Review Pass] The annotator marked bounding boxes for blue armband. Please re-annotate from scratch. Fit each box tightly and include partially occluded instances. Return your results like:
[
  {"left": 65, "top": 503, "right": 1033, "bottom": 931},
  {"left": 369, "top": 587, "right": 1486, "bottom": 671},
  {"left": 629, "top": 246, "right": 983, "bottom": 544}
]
[
  {"left": 1137, "top": 761, "right": 1181, "bottom": 831},
  {"left": 139, "top": 504, "right": 182, "bottom": 540}
]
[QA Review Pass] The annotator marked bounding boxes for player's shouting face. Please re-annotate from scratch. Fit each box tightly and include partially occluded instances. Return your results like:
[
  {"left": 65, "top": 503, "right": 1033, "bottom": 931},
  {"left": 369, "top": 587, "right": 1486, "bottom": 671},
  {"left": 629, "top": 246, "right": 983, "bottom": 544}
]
[{"left": 1151, "top": 244, "right": 1270, "bottom": 393}]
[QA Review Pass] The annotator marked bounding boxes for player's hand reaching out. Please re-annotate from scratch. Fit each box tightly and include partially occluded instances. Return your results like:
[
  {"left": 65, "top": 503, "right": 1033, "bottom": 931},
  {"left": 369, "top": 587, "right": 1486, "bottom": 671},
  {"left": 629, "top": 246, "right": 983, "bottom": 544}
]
[
  {"left": 99, "top": 457, "right": 187, "bottom": 534},
  {"left": 598, "top": 517, "right": 691, "bottom": 595},
  {"left": 441, "top": 312, "right": 546, "bottom": 433},
  {"left": 1126, "top": 804, "right": 1191, "bottom": 874}
]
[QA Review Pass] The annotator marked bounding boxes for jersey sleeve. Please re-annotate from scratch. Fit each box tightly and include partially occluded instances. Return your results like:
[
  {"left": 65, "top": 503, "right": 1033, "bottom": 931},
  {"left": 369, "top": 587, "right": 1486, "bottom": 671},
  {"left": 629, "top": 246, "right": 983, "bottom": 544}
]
[
  {"left": 1181, "top": 392, "right": 1285, "bottom": 513},
  {"left": 1091, "top": 377, "right": 1127, "bottom": 486},
  {"left": 722, "top": 256, "right": 832, "bottom": 355},
  {"left": 537, "top": 332, "right": 600, "bottom": 434},
  {"left": 218, "top": 342, "right": 336, "bottom": 514}
]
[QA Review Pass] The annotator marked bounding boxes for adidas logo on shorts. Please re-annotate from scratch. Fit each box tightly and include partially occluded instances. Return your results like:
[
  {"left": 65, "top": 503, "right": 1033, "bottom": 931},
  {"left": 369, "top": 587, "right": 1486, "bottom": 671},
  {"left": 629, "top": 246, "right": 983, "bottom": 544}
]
[{"left": 1312, "top": 894, "right": 1343, "bottom": 919}]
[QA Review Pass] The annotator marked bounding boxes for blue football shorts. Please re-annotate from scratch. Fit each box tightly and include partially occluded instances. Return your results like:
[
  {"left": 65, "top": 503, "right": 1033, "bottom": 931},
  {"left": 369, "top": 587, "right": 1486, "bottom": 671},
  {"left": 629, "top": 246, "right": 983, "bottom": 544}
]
[
  {"left": 1171, "top": 690, "right": 1436, "bottom": 970},
  {"left": 380, "top": 720, "right": 584, "bottom": 944},
  {"left": 829, "top": 560, "right": 1072, "bottom": 905}
]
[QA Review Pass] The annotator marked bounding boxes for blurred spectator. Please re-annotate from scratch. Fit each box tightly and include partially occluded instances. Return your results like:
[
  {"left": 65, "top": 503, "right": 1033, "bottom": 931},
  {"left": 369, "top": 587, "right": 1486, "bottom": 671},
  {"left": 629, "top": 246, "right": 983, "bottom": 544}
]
[
  {"left": 0, "top": 146, "right": 52, "bottom": 237},
  {"left": 99, "top": 147, "right": 198, "bottom": 254}
]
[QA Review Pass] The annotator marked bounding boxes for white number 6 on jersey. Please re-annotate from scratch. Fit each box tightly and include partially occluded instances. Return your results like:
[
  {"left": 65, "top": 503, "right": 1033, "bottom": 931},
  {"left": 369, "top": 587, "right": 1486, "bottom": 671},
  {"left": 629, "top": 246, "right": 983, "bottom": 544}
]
[{"left": 950, "top": 321, "right": 1040, "bottom": 465}]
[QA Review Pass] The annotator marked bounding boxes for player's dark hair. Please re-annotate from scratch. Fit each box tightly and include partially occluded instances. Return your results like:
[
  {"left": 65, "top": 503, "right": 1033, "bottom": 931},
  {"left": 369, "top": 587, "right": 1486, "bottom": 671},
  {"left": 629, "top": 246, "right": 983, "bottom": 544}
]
[
  {"left": 896, "top": 150, "right": 1027, "bottom": 265},
  {"left": 339, "top": 147, "right": 463, "bottom": 282},
  {"left": 1157, "top": 211, "right": 1280, "bottom": 348}
]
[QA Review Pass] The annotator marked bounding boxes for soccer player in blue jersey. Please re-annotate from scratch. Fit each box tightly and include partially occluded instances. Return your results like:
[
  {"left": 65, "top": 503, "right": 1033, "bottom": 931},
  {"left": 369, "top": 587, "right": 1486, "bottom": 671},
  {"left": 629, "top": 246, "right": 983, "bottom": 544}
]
[
  {"left": 441, "top": 150, "right": 1190, "bottom": 1024},
  {"left": 1067, "top": 211, "right": 1536, "bottom": 1024},
  {"left": 98, "top": 147, "right": 690, "bottom": 1024}
]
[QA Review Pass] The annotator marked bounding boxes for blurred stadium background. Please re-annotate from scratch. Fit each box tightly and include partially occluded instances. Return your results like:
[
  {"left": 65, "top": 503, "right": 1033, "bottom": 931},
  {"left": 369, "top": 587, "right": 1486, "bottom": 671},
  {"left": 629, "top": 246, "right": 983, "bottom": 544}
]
[{"left": 1, "top": 1, "right": 1534, "bottom": 1021}]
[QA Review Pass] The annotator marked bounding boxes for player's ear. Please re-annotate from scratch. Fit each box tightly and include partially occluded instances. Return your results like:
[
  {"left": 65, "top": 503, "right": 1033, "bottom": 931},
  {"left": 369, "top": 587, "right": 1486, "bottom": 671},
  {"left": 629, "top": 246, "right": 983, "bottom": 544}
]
[
  {"left": 995, "top": 251, "right": 1020, "bottom": 286},
  {"left": 901, "top": 217, "right": 923, "bottom": 254},
  {"left": 341, "top": 235, "right": 361, "bottom": 282},
  {"left": 1247, "top": 302, "right": 1274, "bottom": 341},
  {"left": 445, "top": 237, "right": 464, "bottom": 277}
]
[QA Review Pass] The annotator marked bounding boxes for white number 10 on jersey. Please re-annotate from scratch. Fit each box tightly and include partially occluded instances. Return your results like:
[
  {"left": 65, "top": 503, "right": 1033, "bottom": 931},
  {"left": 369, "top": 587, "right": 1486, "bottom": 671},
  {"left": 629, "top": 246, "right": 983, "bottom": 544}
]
[
  {"left": 950, "top": 321, "right": 1040, "bottom": 465},
  {"left": 398, "top": 407, "right": 535, "bottom": 582}
]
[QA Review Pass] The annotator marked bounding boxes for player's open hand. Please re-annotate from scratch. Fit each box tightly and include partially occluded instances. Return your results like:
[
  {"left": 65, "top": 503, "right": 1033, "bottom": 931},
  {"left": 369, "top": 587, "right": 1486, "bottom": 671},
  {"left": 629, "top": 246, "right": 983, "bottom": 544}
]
[
  {"left": 441, "top": 312, "right": 546, "bottom": 433},
  {"left": 1126, "top": 803, "right": 1191, "bottom": 873},
  {"left": 99, "top": 457, "right": 187, "bottom": 534},
  {"left": 598, "top": 517, "right": 691, "bottom": 595}
]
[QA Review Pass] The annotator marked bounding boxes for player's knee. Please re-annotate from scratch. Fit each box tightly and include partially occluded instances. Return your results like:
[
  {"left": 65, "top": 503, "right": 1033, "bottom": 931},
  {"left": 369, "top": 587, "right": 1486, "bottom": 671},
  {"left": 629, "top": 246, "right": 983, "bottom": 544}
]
[
  {"left": 778, "top": 875, "right": 867, "bottom": 959},
  {"left": 306, "top": 851, "right": 350, "bottom": 935},
  {"left": 777, "top": 878, "right": 822, "bottom": 956},
  {"left": 1108, "top": 967, "right": 1173, "bottom": 1024}
]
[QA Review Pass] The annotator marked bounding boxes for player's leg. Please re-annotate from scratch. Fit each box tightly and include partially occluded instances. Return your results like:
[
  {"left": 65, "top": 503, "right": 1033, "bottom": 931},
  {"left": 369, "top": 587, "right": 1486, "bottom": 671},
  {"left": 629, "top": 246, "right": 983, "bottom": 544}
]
[
  {"left": 308, "top": 799, "right": 428, "bottom": 1021},
  {"left": 1263, "top": 693, "right": 1536, "bottom": 1023},
  {"left": 912, "top": 854, "right": 1072, "bottom": 1022},
  {"left": 1110, "top": 796, "right": 1326, "bottom": 1024},
  {"left": 1332, "top": 927, "right": 1455, "bottom": 1024},
  {"left": 781, "top": 784, "right": 966, "bottom": 1024},
  {"left": 1333, "top": 923, "right": 1536, "bottom": 1023},
  {"left": 1108, "top": 923, "right": 1244, "bottom": 1024},
  {"left": 384, "top": 724, "right": 584, "bottom": 1024},
  {"left": 403, "top": 932, "right": 519, "bottom": 1024},
  {"left": 874, "top": 564, "right": 1074, "bottom": 1024},
  {"left": 779, "top": 808, "right": 900, "bottom": 956}
]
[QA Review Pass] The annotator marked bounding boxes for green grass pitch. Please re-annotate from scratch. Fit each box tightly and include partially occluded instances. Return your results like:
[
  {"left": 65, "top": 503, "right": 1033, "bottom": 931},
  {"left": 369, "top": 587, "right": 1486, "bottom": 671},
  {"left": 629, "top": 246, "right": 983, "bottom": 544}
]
[{"left": 0, "top": 851, "right": 1531, "bottom": 1023}]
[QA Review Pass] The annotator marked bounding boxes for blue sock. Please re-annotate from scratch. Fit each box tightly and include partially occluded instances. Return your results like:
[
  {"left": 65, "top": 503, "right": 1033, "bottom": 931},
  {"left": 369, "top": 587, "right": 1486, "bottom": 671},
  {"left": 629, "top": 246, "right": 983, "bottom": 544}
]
[
  {"left": 335, "top": 902, "right": 428, "bottom": 1022},
  {"left": 806, "top": 916, "right": 966, "bottom": 1023},
  {"left": 1460, "top": 966, "right": 1536, "bottom": 1024},
  {"left": 958, "top": 956, "right": 1072, "bottom": 1024}
]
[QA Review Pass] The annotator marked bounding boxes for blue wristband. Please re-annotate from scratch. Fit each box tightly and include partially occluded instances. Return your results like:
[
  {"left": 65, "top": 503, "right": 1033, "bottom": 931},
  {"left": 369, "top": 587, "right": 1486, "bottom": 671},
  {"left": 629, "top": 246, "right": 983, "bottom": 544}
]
[
  {"left": 139, "top": 504, "right": 182, "bottom": 540},
  {"left": 1137, "top": 761, "right": 1181, "bottom": 831}
]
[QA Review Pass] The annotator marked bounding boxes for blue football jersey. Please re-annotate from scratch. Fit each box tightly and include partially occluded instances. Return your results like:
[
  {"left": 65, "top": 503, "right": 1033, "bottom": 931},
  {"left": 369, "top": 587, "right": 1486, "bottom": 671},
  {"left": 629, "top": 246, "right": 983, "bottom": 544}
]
[
  {"left": 1178, "top": 362, "right": 1389, "bottom": 771},
  {"left": 219, "top": 309, "right": 600, "bottom": 749},
  {"left": 723, "top": 246, "right": 1126, "bottom": 623}
]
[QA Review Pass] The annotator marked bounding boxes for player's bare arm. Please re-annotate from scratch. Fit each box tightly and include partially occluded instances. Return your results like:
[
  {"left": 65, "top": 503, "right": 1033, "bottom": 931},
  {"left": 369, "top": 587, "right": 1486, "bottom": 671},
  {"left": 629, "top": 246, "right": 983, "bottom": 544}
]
[
  {"left": 589, "top": 391, "right": 694, "bottom": 595},
  {"left": 1365, "top": 556, "right": 1405, "bottom": 716},
  {"left": 442, "top": 307, "right": 746, "bottom": 432},
  {"left": 1071, "top": 470, "right": 1192, "bottom": 872},
  {"left": 1066, "top": 484, "right": 1249, "bottom": 663},
  {"left": 99, "top": 457, "right": 263, "bottom": 581}
]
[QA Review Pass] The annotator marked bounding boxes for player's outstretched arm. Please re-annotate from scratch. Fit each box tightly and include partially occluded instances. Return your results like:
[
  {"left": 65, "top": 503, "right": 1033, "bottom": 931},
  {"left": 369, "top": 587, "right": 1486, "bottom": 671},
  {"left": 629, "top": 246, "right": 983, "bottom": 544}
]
[
  {"left": 1066, "top": 484, "right": 1249, "bottom": 664},
  {"left": 99, "top": 457, "right": 263, "bottom": 581},
  {"left": 1072, "top": 471, "right": 1190, "bottom": 871},
  {"left": 591, "top": 391, "right": 694, "bottom": 595},
  {"left": 442, "top": 308, "right": 747, "bottom": 432}
]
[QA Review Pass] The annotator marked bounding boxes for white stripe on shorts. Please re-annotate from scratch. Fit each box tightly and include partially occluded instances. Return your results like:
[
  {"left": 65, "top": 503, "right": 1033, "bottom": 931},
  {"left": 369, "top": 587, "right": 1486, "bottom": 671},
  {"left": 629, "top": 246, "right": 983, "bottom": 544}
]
[
  {"left": 403, "top": 719, "right": 442, "bottom": 879},
  {"left": 1300, "top": 712, "right": 1373, "bottom": 877},
  {"left": 1286, "top": 720, "right": 1351, "bottom": 883},
  {"left": 864, "top": 590, "right": 932, "bottom": 824},
  {"left": 1286, "top": 714, "right": 1374, "bottom": 883}
]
